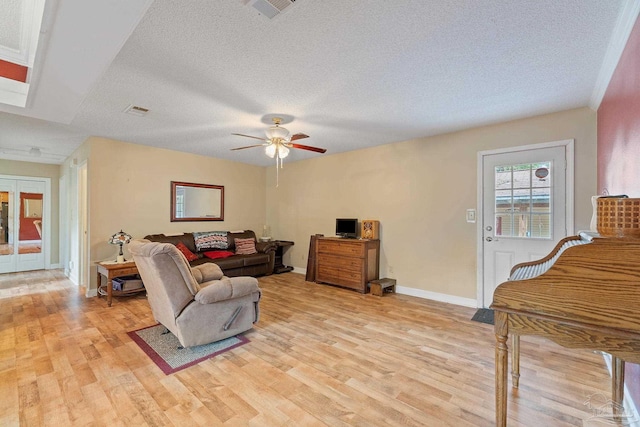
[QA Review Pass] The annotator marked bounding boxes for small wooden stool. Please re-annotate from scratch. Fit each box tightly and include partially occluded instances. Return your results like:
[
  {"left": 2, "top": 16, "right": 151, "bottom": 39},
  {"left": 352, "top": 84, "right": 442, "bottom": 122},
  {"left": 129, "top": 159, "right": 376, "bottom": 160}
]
[{"left": 369, "top": 278, "right": 396, "bottom": 296}]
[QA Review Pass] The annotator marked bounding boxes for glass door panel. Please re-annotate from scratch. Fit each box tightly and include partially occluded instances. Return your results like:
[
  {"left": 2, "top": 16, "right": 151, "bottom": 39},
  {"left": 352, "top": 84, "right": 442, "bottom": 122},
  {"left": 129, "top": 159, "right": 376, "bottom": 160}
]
[
  {"left": 19, "top": 192, "right": 43, "bottom": 254},
  {"left": 0, "top": 191, "right": 13, "bottom": 254},
  {"left": 493, "top": 162, "right": 552, "bottom": 240}
]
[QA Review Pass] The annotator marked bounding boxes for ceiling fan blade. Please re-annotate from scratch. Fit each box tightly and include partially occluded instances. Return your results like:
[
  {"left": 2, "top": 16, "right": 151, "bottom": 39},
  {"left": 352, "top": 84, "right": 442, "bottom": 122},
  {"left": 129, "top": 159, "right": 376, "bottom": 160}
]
[
  {"left": 289, "top": 133, "right": 309, "bottom": 141},
  {"left": 232, "top": 133, "right": 266, "bottom": 141},
  {"left": 291, "top": 143, "right": 327, "bottom": 153},
  {"left": 230, "top": 144, "right": 265, "bottom": 151}
]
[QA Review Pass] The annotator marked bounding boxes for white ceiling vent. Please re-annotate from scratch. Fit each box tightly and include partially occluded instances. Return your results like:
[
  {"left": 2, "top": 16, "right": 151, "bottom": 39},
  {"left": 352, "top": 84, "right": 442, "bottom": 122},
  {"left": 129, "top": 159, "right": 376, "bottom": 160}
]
[
  {"left": 123, "top": 104, "right": 149, "bottom": 117},
  {"left": 249, "top": 0, "right": 296, "bottom": 19}
]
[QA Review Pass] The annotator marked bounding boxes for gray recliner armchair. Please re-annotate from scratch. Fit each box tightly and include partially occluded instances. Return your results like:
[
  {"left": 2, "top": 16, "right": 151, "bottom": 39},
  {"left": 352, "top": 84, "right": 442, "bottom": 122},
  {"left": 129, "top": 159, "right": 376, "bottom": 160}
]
[{"left": 129, "top": 239, "right": 261, "bottom": 348}]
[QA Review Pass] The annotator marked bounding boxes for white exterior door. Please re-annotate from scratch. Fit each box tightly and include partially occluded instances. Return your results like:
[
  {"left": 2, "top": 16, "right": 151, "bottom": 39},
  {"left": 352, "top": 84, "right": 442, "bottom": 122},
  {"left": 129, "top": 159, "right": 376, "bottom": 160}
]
[{"left": 480, "top": 141, "right": 573, "bottom": 307}]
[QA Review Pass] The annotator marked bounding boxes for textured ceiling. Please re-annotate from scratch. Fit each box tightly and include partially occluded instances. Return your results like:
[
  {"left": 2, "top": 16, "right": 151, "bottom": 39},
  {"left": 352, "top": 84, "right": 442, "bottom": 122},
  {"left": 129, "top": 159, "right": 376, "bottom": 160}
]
[{"left": 0, "top": 0, "right": 635, "bottom": 166}]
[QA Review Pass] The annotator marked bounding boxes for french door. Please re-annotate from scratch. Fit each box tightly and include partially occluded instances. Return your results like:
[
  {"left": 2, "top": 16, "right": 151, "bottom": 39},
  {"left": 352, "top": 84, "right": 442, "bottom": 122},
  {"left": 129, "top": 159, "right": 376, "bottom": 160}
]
[
  {"left": 0, "top": 177, "right": 47, "bottom": 273},
  {"left": 478, "top": 140, "right": 574, "bottom": 308}
]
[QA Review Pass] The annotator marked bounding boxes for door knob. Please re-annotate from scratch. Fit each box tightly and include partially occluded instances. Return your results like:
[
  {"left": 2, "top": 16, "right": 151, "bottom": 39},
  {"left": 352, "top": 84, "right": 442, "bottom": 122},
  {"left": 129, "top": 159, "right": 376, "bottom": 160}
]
[{"left": 486, "top": 237, "right": 493, "bottom": 242}]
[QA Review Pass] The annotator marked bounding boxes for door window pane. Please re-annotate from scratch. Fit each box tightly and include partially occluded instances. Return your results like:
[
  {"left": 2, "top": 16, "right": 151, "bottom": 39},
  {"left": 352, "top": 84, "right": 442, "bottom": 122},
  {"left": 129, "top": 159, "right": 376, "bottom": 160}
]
[
  {"left": 494, "top": 161, "right": 552, "bottom": 239},
  {"left": 19, "top": 192, "right": 42, "bottom": 254},
  {"left": 0, "top": 191, "right": 13, "bottom": 255}
]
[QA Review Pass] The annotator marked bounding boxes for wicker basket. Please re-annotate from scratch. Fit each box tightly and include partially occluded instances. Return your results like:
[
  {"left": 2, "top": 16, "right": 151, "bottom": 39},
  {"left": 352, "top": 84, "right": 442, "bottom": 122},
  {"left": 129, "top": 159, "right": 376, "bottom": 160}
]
[{"left": 597, "top": 197, "right": 640, "bottom": 238}]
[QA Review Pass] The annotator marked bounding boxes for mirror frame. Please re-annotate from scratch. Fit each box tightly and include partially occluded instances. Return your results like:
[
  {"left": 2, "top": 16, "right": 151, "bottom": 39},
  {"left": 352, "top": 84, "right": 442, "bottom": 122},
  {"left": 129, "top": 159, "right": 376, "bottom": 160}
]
[{"left": 170, "top": 181, "right": 224, "bottom": 222}]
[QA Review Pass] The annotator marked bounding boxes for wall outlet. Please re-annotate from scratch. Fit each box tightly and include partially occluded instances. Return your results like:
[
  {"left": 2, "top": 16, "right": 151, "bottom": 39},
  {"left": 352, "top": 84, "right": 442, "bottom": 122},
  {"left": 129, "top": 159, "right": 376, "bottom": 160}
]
[{"left": 388, "top": 265, "right": 394, "bottom": 274}]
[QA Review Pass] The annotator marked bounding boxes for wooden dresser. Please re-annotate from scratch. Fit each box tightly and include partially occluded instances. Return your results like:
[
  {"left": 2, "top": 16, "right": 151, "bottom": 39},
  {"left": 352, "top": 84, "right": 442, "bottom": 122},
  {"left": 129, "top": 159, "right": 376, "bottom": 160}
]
[{"left": 315, "top": 237, "right": 380, "bottom": 293}]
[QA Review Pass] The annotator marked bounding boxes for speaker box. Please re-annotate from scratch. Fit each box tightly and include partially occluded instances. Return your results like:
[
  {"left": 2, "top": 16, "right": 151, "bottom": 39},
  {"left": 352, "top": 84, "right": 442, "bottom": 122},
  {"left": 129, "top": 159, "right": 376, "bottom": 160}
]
[{"left": 361, "top": 220, "right": 379, "bottom": 239}]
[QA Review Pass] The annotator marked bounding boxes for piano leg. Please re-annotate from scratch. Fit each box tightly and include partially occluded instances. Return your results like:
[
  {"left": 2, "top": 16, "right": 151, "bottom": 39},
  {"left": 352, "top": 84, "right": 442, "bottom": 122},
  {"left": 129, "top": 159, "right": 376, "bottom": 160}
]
[
  {"left": 612, "top": 356, "right": 625, "bottom": 417},
  {"left": 511, "top": 334, "right": 520, "bottom": 388},
  {"left": 495, "top": 310, "right": 509, "bottom": 427}
]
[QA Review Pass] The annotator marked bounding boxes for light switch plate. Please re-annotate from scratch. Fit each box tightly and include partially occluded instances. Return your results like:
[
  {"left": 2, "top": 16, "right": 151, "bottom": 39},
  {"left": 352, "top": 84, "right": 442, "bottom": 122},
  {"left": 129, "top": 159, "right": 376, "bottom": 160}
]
[{"left": 466, "top": 209, "right": 476, "bottom": 223}]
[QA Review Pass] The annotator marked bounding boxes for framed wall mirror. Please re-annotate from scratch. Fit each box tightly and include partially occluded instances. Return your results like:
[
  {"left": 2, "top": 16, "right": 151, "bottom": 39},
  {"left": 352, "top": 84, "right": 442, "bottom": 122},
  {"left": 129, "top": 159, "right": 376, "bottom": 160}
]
[{"left": 171, "top": 181, "right": 224, "bottom": 222}]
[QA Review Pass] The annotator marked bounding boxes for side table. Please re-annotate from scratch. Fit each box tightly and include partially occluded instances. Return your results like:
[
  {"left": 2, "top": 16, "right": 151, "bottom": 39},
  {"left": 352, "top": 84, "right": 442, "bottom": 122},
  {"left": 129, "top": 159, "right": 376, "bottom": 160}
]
[
  {"left": 96, "top": 261, "right": 144, "bottom": 306},
  {"left": 273, "top": 240, "right": 294, "bottom": 274}
]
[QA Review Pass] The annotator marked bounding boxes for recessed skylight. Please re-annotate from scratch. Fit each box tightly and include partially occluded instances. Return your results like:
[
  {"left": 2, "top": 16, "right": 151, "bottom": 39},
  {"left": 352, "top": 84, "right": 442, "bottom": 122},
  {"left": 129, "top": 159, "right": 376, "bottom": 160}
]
[{"left": 0, "top": 0, "right": 46, "bottom": 107}]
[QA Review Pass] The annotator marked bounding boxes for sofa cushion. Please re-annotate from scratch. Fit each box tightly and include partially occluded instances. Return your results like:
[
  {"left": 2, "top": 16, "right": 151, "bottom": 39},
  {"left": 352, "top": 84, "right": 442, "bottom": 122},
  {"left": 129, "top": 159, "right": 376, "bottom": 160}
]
[
  {"left": 242, "top": 253, "right": 270, "bottom": 267},
  {"left": 235, "top": 238, "right": 257, "bottom": 255},
  {"left": 193, "top": 231, "right": 228, "bottom": 251},
  {"left": 175, "top": 242, "right": 198, "bottom": 261},
  {"left": 227, "top": 230, "right": 258, "bottom": 251},
  {"left": 212, "top": 256, "right": 245, "bottom": 270},
  {"left": 145, "top": 233, "right": 197, "bottom": 254},
  {"left": 203, "top": 250, "right": 235, "bottom": 259}
]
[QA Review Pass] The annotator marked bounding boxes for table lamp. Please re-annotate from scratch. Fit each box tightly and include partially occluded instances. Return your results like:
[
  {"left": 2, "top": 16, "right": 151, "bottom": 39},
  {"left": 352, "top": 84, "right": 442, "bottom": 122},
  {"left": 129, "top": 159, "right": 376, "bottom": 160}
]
[{"left": 109, "top": 230, "right": 132, "bottom": 263}]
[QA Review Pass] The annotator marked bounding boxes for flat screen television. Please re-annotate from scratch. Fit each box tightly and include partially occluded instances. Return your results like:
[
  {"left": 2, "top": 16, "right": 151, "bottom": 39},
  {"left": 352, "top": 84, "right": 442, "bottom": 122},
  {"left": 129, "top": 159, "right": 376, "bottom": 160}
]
[{"left": 336, "top": 218, "right": 358, "bottom": 238}]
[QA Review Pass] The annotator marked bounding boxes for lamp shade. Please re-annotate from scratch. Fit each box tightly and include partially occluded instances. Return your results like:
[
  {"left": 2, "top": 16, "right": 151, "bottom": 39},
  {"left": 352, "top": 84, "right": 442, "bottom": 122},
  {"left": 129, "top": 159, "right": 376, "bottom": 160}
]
[{"left": 108, "top": 230, "right": 132, "bottom": 246}]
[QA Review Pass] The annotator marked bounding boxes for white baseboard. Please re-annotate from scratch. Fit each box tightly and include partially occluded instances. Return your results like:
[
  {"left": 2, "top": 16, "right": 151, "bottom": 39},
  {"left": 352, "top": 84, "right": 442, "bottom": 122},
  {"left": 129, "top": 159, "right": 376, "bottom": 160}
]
[
  {"left": 86, "top": 288, "right": 97, "bottom": 298},
  {"left": 292, "top": 266, "right": 477, "bottom": 308},
  {"left": 68, "top": 274, "right": 80, "bottom": 286},
  {"left": 396, "top": 286, "right": 478, "bottom": 308},
  {"left": 49, "top": 263, "right": 61, "bottom": 269}
]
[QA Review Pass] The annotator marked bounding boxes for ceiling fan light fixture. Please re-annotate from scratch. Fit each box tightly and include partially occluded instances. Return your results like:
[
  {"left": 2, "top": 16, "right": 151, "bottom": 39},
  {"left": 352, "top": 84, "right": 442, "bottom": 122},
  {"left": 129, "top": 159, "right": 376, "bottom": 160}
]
[
  {"left": 278, "top": 144, "right": 289, "bottom": 158},
  {"left": 265, "top": 143, "right": 277, "bottom": 158},
  {"left": 265, "top": 125, "right": 289, "bottom": 141}
]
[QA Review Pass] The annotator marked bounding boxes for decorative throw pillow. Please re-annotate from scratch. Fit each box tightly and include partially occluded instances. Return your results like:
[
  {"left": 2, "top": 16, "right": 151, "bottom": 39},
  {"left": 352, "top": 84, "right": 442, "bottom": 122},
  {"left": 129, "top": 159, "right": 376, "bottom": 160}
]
[
  {"left": 193, "top": 231, "right": 228, "bottom": 251},
  {"left": 203, "top": 250, "right": 235, "bottom": 259},
  {"left": 235, "top": 238, "right": 257, "bottom": 255},
  {"left": 175, "top": 242, "right": 198, "bottom": 261}
]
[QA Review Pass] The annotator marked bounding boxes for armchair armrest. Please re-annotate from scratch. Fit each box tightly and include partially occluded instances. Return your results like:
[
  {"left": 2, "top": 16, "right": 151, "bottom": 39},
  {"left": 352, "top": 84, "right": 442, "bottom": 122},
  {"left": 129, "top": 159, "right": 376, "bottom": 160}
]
[{"left": 195, "top": 276, "right": 260, "bottom": 304}]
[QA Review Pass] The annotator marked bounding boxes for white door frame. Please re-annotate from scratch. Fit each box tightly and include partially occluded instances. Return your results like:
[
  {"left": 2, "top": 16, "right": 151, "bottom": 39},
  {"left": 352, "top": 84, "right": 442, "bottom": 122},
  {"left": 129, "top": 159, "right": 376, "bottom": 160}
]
[
  {"left": 59, "top": 174, "right": 68, "bottom": 276},
  {"left": 77, "top": 161, "right": 90, "bottom": 293},
  {"left": 0, "top": 174, "right": 51, "bottom": 271},
  {"left": 476, "top": 139, "right": 575, "bottom": 307}
]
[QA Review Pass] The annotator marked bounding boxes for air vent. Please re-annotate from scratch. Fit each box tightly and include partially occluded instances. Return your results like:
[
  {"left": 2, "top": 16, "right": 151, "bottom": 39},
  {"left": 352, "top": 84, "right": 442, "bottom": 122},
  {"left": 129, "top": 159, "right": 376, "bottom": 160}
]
[
  {"left": 249, "top": 0, "right": 296, "bottom": 19},
  {"left": 123, "top": 104, "right": 149, "bottom": 117}
]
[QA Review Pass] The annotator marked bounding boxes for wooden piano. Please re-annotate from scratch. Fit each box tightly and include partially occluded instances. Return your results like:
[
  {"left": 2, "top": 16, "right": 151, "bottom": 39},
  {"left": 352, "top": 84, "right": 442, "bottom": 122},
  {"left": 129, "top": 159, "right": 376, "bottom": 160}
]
[{"left": 491, "top": 232, "right": 640, "bottom": 426}]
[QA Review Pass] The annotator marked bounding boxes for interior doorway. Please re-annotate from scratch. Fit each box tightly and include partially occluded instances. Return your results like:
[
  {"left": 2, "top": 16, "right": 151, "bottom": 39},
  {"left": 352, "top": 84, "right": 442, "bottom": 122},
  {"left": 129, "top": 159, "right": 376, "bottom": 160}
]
[{"left": 0, "top": 175, "right": 51, "bottom": 273}]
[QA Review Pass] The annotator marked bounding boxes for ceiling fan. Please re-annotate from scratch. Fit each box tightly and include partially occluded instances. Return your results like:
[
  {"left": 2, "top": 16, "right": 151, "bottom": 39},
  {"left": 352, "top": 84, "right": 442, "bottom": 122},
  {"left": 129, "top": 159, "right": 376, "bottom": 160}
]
[
  {"left": 232, "top": 117, "right": 327, "bottom": 185},
  {"left": 232, "top": 117, "right": 326, "bottom": 159}
]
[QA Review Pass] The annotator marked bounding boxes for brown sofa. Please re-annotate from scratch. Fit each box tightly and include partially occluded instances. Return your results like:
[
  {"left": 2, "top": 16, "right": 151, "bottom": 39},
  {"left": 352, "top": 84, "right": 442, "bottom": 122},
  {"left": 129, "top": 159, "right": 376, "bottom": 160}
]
[{"left": 144, "top": 230, "right": 276, "bottom": 277}]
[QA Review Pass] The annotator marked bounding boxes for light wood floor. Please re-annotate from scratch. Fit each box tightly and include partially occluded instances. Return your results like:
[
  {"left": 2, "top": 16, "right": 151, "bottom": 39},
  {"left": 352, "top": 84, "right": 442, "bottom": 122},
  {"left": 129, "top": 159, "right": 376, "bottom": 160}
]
[
  {"left": 0, "top": 242, "right": 42, "bottom": 255},
  {"left": 0, "top": 270, "right": 620, "bottom": 426}
]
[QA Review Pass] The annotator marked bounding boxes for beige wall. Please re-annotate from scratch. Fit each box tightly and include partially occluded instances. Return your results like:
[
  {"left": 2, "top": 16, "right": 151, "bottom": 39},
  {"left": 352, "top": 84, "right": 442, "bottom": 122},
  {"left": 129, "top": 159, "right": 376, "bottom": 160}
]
[
  {"left": 0, "top": 159, "right": 60, "bottom": 265},
  {"left": 68, "top": 137, "right": 266, "bottom": 291},
  {"left": 266, "top": 107, "right": 597, "bottom": 301}
]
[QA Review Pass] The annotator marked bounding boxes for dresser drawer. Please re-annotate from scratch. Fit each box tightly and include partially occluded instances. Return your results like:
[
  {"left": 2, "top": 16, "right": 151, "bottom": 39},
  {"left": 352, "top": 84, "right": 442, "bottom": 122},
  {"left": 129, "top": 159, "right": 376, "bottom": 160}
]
[
  {"left": 340, "top": 271, "right": 363, "bottom": 288},
  {"left": 316, "top": 263, "right": 342, "bottom": 278},
  {"left": 319, "top": 255, "right": 362, "bottom": 271},
  {"left": 317, "top": 240, "right": 364, "bottom": 257},
  {"left": 116, "top": 267, "right": 139, "bottom": 277}
]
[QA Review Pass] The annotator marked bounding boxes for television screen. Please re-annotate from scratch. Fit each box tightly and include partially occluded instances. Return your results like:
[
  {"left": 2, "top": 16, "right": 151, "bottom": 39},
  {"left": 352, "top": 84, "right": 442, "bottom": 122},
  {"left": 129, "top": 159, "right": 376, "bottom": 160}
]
[{"left": 336, "top": 218, "right": 358, "bottom": 238}]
